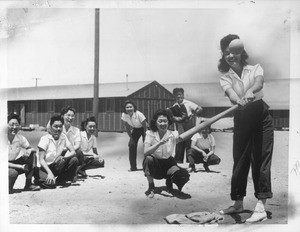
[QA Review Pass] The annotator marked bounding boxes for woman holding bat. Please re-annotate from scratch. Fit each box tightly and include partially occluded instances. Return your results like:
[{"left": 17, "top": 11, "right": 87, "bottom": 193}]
[
  {"left": 217, "top": 34, "right": 274, "bottom": 223},
  {"left": 143, "top": 109, "right": 189, "bottom": 198}
]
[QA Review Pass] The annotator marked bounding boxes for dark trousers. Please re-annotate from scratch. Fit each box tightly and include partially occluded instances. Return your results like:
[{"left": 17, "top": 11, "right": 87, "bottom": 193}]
[
  {"left": 38, "top": 156, "right": 79, "bottom": 182},
  {"left": 174, "top": 139, "right": 191, "bottom": 163},
  {"left": 187, "top": 148, "right": 221, "bottom": 166},
  {"left": 143, "top": 155, "right": 178, "bottom": 179},
  {"left": 81, "top": 156, "right": 105, "bottom": 171},
  {"left": 9, "top": 151, "right": 38, "bottom": 190},
  {"left": 231, "top": 100, "right": 274, "bottom": 200},
  {"left": 129, "top": 127, "right": 145, "bottom": 170}
]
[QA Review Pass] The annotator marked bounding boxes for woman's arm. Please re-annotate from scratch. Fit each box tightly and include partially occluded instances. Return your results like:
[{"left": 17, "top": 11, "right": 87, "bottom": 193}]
[
  {"left": 144, "top": 137, "right": 169, "bottom": 157},
  {"left": 38, "top": 149, "right": 56, "bottom": 184},
  {"left": 244, "top": 75, "right": 264, "bottom": 103},
  {"left": 191, "top": 140, "right": 205, "bottom": 154}
]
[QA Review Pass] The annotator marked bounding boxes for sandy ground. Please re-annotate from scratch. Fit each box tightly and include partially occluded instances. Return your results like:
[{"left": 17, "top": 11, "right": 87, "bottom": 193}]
[{"left": 8, "top": 130, "right": 289, "bottom": 227}]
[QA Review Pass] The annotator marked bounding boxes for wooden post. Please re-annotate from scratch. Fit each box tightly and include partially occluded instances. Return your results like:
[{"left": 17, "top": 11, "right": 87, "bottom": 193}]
[{"left": 93, "top": 8, "right": 100, "bottom": 136}]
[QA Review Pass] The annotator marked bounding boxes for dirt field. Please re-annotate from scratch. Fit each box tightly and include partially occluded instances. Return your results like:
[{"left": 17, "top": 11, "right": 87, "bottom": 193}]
[{"left": 6, "top": 130, "right": 291, "bottom": 230}]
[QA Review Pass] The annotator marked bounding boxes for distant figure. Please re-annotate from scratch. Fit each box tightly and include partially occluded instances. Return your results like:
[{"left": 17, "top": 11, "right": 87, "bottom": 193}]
[
  {"left": 143, "top": 109, "right": 190, "bottom": 198},
  {"left": 167, "top": 88, "right": 203, "bottom": 163},
  {"left": 8, "top": 113, "right": 40, "bottom": 193},
  {"left": 217, "top": 34, "right": 274, "bottom": 223},
  {"left": 121, "top": 100, "right": 147, "bottom": 171},
  {"left": 78, "top": 116, "right": 104, "bottom": 177},
  {"left": 186, "top": 122, "right": 221, "bottom": 172},
  {"left": 37, "top": 115, "right": 79, "bottom": 188}
]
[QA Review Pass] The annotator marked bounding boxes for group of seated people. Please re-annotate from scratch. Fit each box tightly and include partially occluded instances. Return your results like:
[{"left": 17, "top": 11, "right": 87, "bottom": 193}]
[
  {"left": 8, "top": 106, "right": 220, "bottom": 198},
  {"left": 8, "top": 106, "right": 104, "bottom": 193}
]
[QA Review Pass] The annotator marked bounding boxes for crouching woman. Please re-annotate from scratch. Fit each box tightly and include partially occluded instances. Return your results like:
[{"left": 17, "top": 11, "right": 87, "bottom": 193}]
[{"left": 143, "top": 109, "right": 190, "bottom": 198}]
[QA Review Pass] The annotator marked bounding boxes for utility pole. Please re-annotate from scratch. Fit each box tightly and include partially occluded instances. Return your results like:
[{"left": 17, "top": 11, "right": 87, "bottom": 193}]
[
  {"left": 93, "top": 8, "right": 100, "bottom": 125},
  {"left": 32, "top": 78, "right": 41, "bottom": 87}
]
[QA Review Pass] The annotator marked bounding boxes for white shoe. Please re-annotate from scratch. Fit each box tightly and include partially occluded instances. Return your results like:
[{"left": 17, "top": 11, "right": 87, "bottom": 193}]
[{"left": 245, "top": 211, "right": 267, "bottom": 223}]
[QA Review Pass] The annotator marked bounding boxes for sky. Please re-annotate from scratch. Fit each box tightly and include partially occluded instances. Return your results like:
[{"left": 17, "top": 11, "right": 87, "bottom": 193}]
[{"left": 0, "top": 3, "right": 292, "bottom": 88}]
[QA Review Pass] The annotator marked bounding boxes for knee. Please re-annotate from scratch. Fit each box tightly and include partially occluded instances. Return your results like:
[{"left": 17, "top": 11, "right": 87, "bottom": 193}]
[
  {"left": 70, "top": 157, "right": 79, "bottom": 166},
  {"left": 9, "top": 168, "right": 19, "bottom": 179},
  {"left": 144, "top": 156, "right": 154, "bottom": 164}
]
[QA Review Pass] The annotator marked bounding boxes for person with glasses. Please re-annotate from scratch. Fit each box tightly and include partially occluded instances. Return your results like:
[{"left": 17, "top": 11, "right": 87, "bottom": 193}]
[{"left": 8, "top": 113, "right": 40, "bottom": 193}]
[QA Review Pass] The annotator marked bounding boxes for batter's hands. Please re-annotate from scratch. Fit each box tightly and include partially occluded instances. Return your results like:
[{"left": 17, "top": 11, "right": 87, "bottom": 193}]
[
  {"left": 243, "top": 90, "right": 255, "bottom": 104},
  {"left": 159, "top": 137, "right": 170, "bottom": 145}
]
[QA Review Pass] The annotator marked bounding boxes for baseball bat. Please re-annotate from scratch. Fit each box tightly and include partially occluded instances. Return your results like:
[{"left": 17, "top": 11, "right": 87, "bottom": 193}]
[{"left": 178, "top": 104, "right": 238, "bottom": 142}]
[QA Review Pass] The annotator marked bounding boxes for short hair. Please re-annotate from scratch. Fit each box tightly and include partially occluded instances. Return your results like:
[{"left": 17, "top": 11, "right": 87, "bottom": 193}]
[
  {"left": 149, "top": 109, "right": 173, "bottom": 132},
  {"left": 218, "top": 34, "right": 249, "bottom": 73},
  {"left": 81, "top": 116, "right": 97, "bottom": 131},
  {"left": 172, "top": 88, "right": 184, "bottom": 96},
  {"left": 50, "top": 115, "right": 64, "bottom": 126},
  {"left": 199, "top": 120, "right": 211, "bottom": 133},
  {"left": 60, "top": 106, "right": 76, "bottom": 116},
  {"left": 123, "top": 100, "right": 137, "bottom": 114},
  {"left": 8, "top": 113, "right": 21, "bottom": 124}
]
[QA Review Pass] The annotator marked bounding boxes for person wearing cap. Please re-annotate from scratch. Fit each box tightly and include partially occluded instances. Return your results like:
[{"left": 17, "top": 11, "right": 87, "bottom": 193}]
[
  {"left": 121, "top": 100, "right": 147, "bottom": 171},
  {"left": 186, "top": 122, "right": 221, "bottom": 173},
  {"left": 143, "top": 109, "right": 190, "bottom": 198},
  {"left": 8, "top": 113, "right": 40, "bottom": 193},
  {"left": 217, "top": 34, "right": 274, "bottom": 223},
  {"left": 167, "top": 88, "right": 203, "bottom": 164}
]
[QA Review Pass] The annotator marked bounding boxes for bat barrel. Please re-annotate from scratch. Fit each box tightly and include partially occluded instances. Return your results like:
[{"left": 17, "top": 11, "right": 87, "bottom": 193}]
[{"left": 178, "top": 105, "right": 238, "bottom": 142}]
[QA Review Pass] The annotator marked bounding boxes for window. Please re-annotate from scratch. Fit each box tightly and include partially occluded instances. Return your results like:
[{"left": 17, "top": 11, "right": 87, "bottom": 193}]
[
  {"left": 48, "top": 100, "right": 55, "bottom": 112},
  {"left": 86, "top": 99, "right": 93, "bottom": 112},
  {"left": 106, "top": 98, "right": 115, "bottom": 112}
]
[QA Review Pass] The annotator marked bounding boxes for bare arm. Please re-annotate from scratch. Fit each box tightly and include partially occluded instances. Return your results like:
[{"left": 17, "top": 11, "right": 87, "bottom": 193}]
[
  {"left": 38, "top": 149, "right": 56, "bottom": 184},
  {"left": 191, "top": 140, "right": 206, "bottom": 154}
]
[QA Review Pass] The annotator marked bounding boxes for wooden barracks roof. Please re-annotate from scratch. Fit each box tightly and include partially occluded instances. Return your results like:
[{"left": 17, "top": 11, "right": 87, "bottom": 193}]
[{"left": 3, "top": 79, "right": 292, "bottom": 110}]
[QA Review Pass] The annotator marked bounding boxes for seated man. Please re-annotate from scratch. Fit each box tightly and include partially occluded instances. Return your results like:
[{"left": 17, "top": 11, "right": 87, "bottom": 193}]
[
  {"left": 186, "top": 123, "right": 221, "bottom": 172},
  {"left": 8, "top": 113, "right": 40, "bottom": 193},
  {"left": 37, "top": 115, "right": 79, "bottom": 188}
]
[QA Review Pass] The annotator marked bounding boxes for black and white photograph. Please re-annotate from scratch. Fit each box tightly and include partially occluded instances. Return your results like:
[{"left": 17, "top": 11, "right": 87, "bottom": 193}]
[{"left": 0, "top": 0, "right": 299, "bottom": 232}]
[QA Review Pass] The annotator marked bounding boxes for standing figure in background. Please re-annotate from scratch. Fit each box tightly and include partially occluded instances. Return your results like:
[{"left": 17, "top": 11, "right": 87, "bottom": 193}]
[
  {"left": 8, "top": 113, "right": 40, "bottom": 193},
  {"left": 143, "top": 109, "right": 190, "bottom": 198},
  {"left": 186, "top": 122, "right": 221, "bottom": 173},
  {"left": 167, "top": 88, "right": 203, "bottom": 164},
  {"left": 217, "top": 34, "right": 274, "bottom": 223},
  {"left": 79, "top": 116, "right": 105, "bottom": 177},
  {"left": 121, "top": 100, "right": 147, "bottom": 172},
  {"left": 60, "top": 106, "right": 85, "bottom": 179}
]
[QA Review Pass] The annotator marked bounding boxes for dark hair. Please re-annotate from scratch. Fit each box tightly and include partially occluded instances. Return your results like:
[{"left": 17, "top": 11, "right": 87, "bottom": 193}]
[
  {"left": 150, "top": 109, "right": 173, "bottom": 132},
  {"left": 172, "top": 88, "right": 184, "bottom": 96},
  {"left": 123, "top": 100, "right": 137, "bottom": 114},
  {"left": 81, "top": 116, "right": 97, "bottom": 131},
  {"left": 199, "top": 120, "right": 211, "bottom": 133},
  {"left": 218, "top": 34, "right": 249, "bottom": 73},
  {"left": 50, "top": 115, "right": 64, "bottom": 126},
  {"left": 60, "top": 106, "right": 76, "bottom": 116},
  {"left": 8, "top": 113, "right": 21, "bottom": 124}
]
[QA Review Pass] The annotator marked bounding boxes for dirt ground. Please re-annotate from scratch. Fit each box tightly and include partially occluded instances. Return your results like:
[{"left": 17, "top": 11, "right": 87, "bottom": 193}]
[{"left": 6, "top": 130, "right": 291, "bottom": 230}]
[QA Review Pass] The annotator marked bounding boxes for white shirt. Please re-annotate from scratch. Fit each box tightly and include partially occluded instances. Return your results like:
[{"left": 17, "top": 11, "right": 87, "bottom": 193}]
[
  {"left": 8, "top": 134, "right": 30, "bottom": 161},
  {"left": 80, "top": 131, "right": 97, "bottom": 155},
  {"left": 191, "top": 133, "right": 215, "bottom": 150},
  {"left": 144, "top": 130, "right": 178, "bottom": 159},
  {"left": 63, "top": 125, "right": 81, "bottom": 156},
  {"left": 173, "top": 99, "right": 199, "bottom": 117},
  {"left": 220, "top": 64, "right": 264, "bottom": 101},
  {"left": 121, "top": 110, "right": 146, "bottom": 128},
  {"left": 38, "top": 133, "right": 71, "bottom": 165}
]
